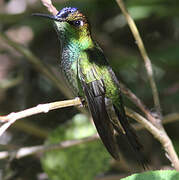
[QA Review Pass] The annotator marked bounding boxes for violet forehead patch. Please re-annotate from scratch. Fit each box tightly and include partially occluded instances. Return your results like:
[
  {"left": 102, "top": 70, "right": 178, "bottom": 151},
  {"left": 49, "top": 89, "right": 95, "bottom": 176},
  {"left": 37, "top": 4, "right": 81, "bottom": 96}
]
[{"left": 56, "top": 7, "right": 78, "bottom": 18}]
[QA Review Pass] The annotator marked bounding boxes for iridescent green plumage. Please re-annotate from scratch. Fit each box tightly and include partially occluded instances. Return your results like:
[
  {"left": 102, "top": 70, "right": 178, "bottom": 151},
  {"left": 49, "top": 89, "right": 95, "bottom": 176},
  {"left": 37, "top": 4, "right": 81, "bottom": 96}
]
[{"left": 34, "top": 7, "right": 146, "bottom": 168}]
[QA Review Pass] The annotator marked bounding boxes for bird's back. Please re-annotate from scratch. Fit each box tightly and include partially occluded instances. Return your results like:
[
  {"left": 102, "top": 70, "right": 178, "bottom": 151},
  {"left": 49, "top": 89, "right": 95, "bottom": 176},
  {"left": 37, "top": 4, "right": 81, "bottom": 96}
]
[{"left": 78, "top": 46, "right": 121, "bottom": 103}]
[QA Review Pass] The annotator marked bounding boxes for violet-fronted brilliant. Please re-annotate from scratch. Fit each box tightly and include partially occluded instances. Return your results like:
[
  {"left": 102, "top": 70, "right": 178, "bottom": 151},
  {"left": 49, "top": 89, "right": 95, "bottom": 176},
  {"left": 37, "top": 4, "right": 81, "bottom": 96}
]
[{"left": 33, "top": 7, "right": 146, "bottom": 168}]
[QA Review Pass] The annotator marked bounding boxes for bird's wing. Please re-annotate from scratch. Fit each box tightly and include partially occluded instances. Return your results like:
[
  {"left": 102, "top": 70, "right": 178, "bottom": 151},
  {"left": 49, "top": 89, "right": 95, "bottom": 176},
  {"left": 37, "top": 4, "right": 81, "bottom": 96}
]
[
  {"left": 107, "top": 67, "right": 147, "bottom": 169},
  {"left": 79, "top": 65, "right": 120, "bottom": 160}
]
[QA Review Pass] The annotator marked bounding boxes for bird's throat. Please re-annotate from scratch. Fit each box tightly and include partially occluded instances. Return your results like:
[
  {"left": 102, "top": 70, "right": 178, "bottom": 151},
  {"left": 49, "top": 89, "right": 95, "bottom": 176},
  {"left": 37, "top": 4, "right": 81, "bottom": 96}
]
[{"left": 54, "top": 21, "right": 94, "bottom": 51}]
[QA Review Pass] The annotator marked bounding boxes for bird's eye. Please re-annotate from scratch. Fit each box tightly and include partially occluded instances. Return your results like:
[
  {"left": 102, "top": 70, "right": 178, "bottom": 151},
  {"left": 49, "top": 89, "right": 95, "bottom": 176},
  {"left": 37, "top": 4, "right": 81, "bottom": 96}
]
[{"left": 70, "top": 20, "right": 84, "bottom": 27}]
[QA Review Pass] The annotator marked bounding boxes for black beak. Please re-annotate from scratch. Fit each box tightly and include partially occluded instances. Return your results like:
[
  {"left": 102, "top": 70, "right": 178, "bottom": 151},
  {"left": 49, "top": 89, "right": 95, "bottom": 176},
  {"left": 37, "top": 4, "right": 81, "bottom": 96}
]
[{"left": 32, "top": 13, "right": 63, "bottom": 22}]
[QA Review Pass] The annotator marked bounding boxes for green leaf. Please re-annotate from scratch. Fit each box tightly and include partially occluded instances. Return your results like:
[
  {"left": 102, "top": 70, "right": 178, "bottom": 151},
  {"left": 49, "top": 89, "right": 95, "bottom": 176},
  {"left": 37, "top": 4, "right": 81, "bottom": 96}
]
[
  {"left": 41, "top": 113, "right": 111, "bottom": 180},
  {"left": 121, "top": 170, "right": 179, "bottom": 180}
]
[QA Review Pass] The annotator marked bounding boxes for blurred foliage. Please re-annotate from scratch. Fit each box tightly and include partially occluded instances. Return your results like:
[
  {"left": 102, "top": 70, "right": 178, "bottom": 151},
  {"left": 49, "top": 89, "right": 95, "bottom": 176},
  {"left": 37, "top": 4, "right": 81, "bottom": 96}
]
[
  {"left": 41, "top": 114, "right": 111, "bottom": 180},
  {"left": 0, "top": 0, "right": 179, "bottom": 179}
]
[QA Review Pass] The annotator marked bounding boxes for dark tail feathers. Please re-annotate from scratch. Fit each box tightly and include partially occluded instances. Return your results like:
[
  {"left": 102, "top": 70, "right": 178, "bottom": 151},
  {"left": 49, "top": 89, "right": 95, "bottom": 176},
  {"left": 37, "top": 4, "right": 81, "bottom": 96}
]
[{"left": 113, "top": 105, "right": 148, "bottom": 170}]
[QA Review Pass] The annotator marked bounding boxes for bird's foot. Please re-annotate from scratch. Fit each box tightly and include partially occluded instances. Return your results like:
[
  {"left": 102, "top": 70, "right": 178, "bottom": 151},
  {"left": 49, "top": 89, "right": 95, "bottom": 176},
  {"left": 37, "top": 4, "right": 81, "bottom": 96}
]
[{"left": 75, "top": 97, "right": 87, "bottom": 107}]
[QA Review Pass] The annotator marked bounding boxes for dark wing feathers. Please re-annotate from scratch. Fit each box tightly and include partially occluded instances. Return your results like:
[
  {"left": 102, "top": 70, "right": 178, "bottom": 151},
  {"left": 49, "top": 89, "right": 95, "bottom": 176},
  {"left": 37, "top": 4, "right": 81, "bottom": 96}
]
[
  {"left": 108, "top": 66, "right": 147, "bottom": 168},
  {"left": 80, "top": 73, "right": 120, "bottom": 160},
  {"left": 113, "top": 100, "right": 147, "bottom": 169},
  {"left": 79, "top": 65, "right": 147, "bottom": 168}
]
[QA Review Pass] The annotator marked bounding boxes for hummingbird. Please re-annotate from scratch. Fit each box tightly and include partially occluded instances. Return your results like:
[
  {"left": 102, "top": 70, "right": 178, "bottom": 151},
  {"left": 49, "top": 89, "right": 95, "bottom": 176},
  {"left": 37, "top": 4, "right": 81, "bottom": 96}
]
[{"left": 33, "top": 7, "right": 146, "bottom": 168}]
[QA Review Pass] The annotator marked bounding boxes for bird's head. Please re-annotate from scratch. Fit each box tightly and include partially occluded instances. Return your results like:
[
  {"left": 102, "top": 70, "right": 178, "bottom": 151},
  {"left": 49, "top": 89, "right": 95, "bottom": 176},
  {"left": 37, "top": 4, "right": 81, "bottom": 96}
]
[{"left": 33, "top": 7, "right": 93, "bottom": 49}]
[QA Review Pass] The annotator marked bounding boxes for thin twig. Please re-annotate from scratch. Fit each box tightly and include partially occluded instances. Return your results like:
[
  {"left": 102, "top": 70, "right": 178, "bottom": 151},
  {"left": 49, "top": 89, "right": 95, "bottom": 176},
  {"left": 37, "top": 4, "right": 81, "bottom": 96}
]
[
  {"left": 126, "top": 107, "right": 179, "bottom": 170},
  {"left": 0, "top": 134, "right": 99, "bottom": 159},
  {"left": 0, "top": 73, "right": 23, "bottom": 89},
  {"left": 163, "top": 113, "right": 179, "bottom": 124},
  {"left": 0, "top": 98, "right": 82, "bottom": 136},
  {"left": 41, "top": 0, "right": 58, "bottom": 15},
  {"left": 134, "top": 113, "right": 179, "bottom": 131},
  {"left": 116, "top": 0, "right": 161, "bottom": 117},
  {"left": 120, "top": 83, "right": 157, "bottom": 125}
]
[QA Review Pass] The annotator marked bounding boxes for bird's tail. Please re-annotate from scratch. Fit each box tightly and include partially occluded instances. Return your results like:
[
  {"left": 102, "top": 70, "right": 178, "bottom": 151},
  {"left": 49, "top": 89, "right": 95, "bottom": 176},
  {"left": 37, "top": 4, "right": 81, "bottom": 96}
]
[
  {"left": 80, "top": 78, "right": 121, "bottom": 160},
  {"left": 113, "top": 102, "right": 148, "bottom": 169}
]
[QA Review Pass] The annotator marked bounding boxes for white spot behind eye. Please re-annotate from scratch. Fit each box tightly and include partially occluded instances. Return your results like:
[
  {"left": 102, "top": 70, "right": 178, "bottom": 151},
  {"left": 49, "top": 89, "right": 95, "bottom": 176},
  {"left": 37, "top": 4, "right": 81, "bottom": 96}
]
[{"left": 80, "top": 20, "right": 84, "bottom": 26}]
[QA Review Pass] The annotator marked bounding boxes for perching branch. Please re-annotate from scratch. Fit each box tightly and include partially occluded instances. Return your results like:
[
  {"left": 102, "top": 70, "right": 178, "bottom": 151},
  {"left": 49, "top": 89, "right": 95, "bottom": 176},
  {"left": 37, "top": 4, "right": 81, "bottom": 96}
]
[
  {"left": 0, "top": 98, "right": 82, "bottom": 136},
  {"left": 0, "top": 106, "right": 178, "bottom": 160},
  {"left": 116, "top": 0, "right": 161, "bottom": 117}
]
